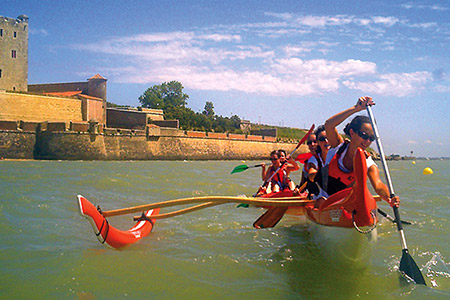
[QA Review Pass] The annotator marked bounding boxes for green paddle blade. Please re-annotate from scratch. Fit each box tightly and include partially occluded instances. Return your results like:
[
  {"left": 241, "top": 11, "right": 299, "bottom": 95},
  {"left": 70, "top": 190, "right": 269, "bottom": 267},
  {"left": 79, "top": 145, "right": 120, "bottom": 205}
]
[
  {"left": 231, "top": 164, "right": 249, "bottom": 174},
  {"left": 400, "top": 249, "right": 426, "bottom": 285}
]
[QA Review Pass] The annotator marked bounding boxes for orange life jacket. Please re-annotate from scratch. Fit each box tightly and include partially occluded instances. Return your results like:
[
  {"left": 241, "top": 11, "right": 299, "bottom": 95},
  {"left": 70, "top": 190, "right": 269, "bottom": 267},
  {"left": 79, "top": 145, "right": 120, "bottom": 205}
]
[{"left": 319, "top": 141, "right": 370, "bottom": 196}]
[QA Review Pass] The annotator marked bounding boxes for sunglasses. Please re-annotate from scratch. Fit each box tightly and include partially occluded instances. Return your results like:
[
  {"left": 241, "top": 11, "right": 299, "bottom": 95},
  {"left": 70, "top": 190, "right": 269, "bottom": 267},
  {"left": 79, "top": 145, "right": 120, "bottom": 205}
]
[
  {"left": 318, "top": 136, "right": 328, "bottom": 142},
  {"left": 307, "top": 140, "right": 317, "bottom": 145},
  {"left": 355, "top": 129, "right": 375, "bottom": 142}
]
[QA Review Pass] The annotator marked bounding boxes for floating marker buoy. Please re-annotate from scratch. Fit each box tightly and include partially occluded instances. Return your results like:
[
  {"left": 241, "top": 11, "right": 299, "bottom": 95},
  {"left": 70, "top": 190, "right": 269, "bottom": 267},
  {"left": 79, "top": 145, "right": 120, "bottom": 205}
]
[
  {"left": 423, "top": 167, "right": 433, "bottom": 175},
  {"left": 412, "top": 161, "right": 416, "bottom": 165},
  {"left": 241, "top": 160, "right": 245, "bottom": 163}
]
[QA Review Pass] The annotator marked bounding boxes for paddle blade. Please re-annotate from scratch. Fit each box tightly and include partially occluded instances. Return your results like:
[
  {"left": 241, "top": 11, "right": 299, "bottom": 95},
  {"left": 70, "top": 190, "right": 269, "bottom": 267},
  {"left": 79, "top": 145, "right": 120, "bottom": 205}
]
[
  {"left": 295, "top": 152, "right": 313, "bottom": 164},
  {"left": 231, "top": 165, "right": 249, "bottom": 174},
  {"left": 253, "top": 207, "right": 288, "bottom": 229},
  {"left": 399, "top": 249, "right": 426, "bottom": 285}
]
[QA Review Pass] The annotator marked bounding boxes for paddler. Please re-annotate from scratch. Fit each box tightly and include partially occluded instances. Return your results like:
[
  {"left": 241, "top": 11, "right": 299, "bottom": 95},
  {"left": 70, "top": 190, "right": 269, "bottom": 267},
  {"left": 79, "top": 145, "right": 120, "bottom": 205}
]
[
  {"left": 315, "top": 96, "right": 400, "bottom": 208},
  {"left": 277, "top": 149, "right": 300, "bottom": 191},
  {"left": 298, "top": 132, "right": 318, "bottom": 188},
  {"left": 261, "top": 150, "right": 298, "bottom": 194},
  {"left": 304, "top": 125, "right": 330, "bottom": 197}
]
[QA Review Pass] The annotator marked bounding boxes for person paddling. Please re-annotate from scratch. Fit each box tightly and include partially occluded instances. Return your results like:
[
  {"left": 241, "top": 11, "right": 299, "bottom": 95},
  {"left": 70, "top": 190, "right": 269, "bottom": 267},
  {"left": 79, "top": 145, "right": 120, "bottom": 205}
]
[
  {"left": 261, "top": 150, "right": 298, "bottom": 194},
  {"left": 315, "top": 96, "right": 400, "bottom": 208},
  {"left": 277, "top": 149, "right": 300, "bottom": 191},
  {"left": 304, "top": 125, "right": 330, "bottom": 197},
  {"left": 298, "top": 133, "right": 317, "bottom": 188}
]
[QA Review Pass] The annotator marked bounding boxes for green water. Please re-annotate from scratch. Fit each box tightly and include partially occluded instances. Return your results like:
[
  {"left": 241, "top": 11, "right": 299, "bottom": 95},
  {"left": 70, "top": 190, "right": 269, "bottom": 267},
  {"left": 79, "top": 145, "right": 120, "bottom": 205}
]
[{"left": 0, "top": 159, "right": 449, "bottom": 299}]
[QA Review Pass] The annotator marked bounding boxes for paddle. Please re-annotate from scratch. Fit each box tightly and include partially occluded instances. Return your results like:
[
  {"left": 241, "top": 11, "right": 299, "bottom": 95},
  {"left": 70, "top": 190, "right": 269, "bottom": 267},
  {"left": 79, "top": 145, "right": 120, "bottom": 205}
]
[
  {"left": 253, "top": 181, "right": 308, "bottom": 229},
  {"left": 231, "top": 163, "right": 263, "bottom": 174},
  {"left": 253, "top": 124, "right": 315, "bottom": 228},
  {"left": 367, "top": 105, "right": 426, "bottom": 285},
  {"left": 295, "top": 152, "right": 313, "bottom": 164},
  {"left": 377, "top": 208, "right": 412, "bottom": 225}
]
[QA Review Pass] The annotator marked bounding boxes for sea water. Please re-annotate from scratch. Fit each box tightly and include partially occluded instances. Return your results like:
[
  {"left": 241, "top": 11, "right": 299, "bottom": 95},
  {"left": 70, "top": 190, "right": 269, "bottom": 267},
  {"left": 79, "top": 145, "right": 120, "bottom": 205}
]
[{"left": 0, "top": 159, "right": 449, "bottom": 299}]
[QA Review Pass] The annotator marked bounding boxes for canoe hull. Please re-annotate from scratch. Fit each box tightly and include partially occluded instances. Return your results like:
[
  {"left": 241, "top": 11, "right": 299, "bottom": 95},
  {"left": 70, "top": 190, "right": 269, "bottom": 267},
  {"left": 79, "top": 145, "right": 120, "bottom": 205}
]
[
  {"left": 307, "top": 219, "right": 377, "bottom": 268},
  {"left": 305, "top": 147, "right": 378, "bottom": 227},
  {"left": 77, "top": 195, "right": 160, "bottom": 249},
  {"left": 304, "top": 148, "right": 379, "bottom": 267}
]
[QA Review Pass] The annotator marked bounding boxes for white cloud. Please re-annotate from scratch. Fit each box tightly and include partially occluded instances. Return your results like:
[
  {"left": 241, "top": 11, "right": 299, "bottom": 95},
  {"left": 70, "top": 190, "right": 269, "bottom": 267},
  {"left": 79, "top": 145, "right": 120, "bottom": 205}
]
[
  {"left": 401, "top": 3, "right": 449, "bottom": 11},
  {"left": 73, "top": 11, "right": 443, "bottom": 99},
  {"left": 29, "top": 28, "right": 49, "bottom": 36},
  {"left": 434, "top": 84, "right": 450, "bottom": 93},
  {"left": 343, "top": 72, "right": 432, "bottom": 97},
  {"left": 408, "top": 140, "right": 418, "bottom": 144},
  {"left": 283, "top": 45, "right": 312, "bottom": 56},
  {"left": 371, "top": 16, "right": 399, "bottom": 27},
  {"left": 408, "top": 22, "right": 437, "bottom": 29}
]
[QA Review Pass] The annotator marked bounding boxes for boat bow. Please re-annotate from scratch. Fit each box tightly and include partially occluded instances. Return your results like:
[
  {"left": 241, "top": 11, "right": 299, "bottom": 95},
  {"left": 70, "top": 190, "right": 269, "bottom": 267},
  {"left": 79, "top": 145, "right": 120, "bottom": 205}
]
[{"left": 77, "top": 195, "right": 160, "bottom": 248}]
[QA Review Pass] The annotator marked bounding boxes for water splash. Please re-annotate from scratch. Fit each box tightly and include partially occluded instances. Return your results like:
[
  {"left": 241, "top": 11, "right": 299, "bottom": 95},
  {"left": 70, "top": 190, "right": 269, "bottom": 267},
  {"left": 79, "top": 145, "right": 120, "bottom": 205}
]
[{"left": 421, "top": 251, "right": 450, "bottom": 288}]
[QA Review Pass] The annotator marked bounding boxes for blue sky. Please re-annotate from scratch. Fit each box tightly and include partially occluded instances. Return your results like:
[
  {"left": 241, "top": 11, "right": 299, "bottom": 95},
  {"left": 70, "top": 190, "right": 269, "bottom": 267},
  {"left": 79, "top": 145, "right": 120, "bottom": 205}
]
[{"left": 4, "top": 0, "right": 449, "bottom": 157}]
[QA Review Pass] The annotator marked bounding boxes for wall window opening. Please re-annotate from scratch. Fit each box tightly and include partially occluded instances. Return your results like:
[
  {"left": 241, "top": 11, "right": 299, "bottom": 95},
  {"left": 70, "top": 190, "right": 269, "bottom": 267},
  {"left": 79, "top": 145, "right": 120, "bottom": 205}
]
[
  {"left": 12, "top": 50, "right": 17, "bottom": 58},
  {"left": 14, "top": 31, "right": 17, "bottom": 38}
]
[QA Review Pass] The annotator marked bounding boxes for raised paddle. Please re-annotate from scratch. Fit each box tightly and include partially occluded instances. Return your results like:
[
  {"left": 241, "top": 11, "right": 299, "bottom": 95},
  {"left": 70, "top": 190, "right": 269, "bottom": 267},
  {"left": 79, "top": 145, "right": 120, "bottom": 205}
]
[
  {"left": 231, "top": 163, "right": 264, "bottom": 174},
  {"left": 367, "top": 105, "right": 426, "bottom": 285},
  {"left": 253, "top": 124, "right": 315, "bottom": 228},
  {"left": 295, "top": 152, "right": 313, "bottom": 164}
]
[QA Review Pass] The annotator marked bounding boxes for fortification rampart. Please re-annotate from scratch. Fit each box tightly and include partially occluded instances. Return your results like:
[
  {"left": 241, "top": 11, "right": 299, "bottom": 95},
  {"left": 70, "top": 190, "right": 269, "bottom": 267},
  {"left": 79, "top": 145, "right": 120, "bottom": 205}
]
[
  {"left": 0, "top": 91, "right": 103, "bottom": 127},
  {"left": 0, "top": 91, "right": 83, "bottom": 124},
  {"left": 0, "top": 127, "right": 307, "bottom": 160}
]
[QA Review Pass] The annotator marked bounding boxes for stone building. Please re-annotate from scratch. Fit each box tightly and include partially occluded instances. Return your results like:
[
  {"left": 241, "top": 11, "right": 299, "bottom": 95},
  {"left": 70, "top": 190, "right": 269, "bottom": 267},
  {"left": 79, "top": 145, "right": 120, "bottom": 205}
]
[{"left": 0, "top": 15, "right": 29, "bottom": 92}]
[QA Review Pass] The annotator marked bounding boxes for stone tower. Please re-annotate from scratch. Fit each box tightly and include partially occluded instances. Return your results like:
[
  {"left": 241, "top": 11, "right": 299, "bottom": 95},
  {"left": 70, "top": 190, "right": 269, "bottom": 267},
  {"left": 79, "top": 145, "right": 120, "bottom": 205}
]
[
  {"left": 0, "top": 15, "right": 29, "bottom": 92},
  {"left": 88, "top": 74, "right": 107, "bottom": 123}
]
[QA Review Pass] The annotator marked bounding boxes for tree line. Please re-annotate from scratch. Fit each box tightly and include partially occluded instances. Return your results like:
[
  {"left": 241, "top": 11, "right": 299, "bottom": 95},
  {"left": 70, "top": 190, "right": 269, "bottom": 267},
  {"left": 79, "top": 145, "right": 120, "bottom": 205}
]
[{"left": 137, "top": 81, "right": 242, "bottom": 133}]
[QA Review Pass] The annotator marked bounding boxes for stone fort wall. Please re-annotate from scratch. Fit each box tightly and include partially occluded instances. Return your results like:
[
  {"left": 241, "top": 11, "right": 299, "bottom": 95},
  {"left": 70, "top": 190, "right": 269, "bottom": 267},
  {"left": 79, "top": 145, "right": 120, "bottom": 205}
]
[
  {"left": 0, "top": 90, "right": 104, "bottom": 126},
  {"left": 0, "top": 129, "right": 305, "bottom": 160},
  {"left": 0, "top": 91, "right": 83, "bottom": 124}
]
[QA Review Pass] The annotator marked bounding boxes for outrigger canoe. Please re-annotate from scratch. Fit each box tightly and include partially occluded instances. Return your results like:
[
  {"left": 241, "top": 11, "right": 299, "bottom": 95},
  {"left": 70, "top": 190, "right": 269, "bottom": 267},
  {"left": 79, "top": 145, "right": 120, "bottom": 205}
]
[
  {"left": 77, "top": 147, "right": 376, "bottom": 261},
  {"left": 255, "top": 147, "right": 378, "bottom": 267},
  {"left": 77, "top": 195, "right": 160, "bottom": 249}
]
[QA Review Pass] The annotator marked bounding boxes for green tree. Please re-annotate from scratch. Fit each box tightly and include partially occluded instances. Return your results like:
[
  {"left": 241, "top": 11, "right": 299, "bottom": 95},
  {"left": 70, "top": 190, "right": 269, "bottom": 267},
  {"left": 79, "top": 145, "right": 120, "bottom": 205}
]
[
  {"left": 138, "top": 81, "right": 189, "bottom": 111},
  {"left": 202, "top": 101, "right": 215, "bottom": 117}
]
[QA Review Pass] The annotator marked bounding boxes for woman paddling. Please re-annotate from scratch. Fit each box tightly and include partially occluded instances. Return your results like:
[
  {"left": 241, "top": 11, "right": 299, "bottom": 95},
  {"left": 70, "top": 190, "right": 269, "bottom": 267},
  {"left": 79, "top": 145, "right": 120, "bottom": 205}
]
[
  {"left": 316, "top": 97, "right": 400, "bottom": 208},
  {"left": 261, "top": 150, "right": 298, "bottom": 194},
  {"left": 277, "top": 149, "right": 300, "bottom": 191},
  {"left": 303, "top": 125, "right": 330, "bottom": 197},
  {"left": 298, "top": 132, "right": 318, "bottom": 189}
]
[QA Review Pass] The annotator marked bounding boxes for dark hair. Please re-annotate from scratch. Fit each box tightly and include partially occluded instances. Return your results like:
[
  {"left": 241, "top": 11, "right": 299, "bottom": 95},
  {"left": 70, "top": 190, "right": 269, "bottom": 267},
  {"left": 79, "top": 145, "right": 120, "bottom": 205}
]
[
  {"left": 344, "top": 115, "right": 371, "bottom": 136},
  {"left": 315, "top": 125, "right": 326, "bottom": 138},
  {"left": 270, "top": 150, "right": 278, "bottom": 157},
  {"left": 277, "top": 149, "right": 286, "bottom": 157},
  {"left": 315, "top": 125, "right": 326, "bottom": 154}
]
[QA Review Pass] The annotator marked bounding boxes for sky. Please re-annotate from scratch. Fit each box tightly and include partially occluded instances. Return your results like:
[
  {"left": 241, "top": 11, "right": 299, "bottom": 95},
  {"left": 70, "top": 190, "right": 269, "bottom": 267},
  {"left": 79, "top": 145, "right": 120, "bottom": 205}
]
[{"left": 3, "top": 0, "right": 449, "bottom": 157}]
